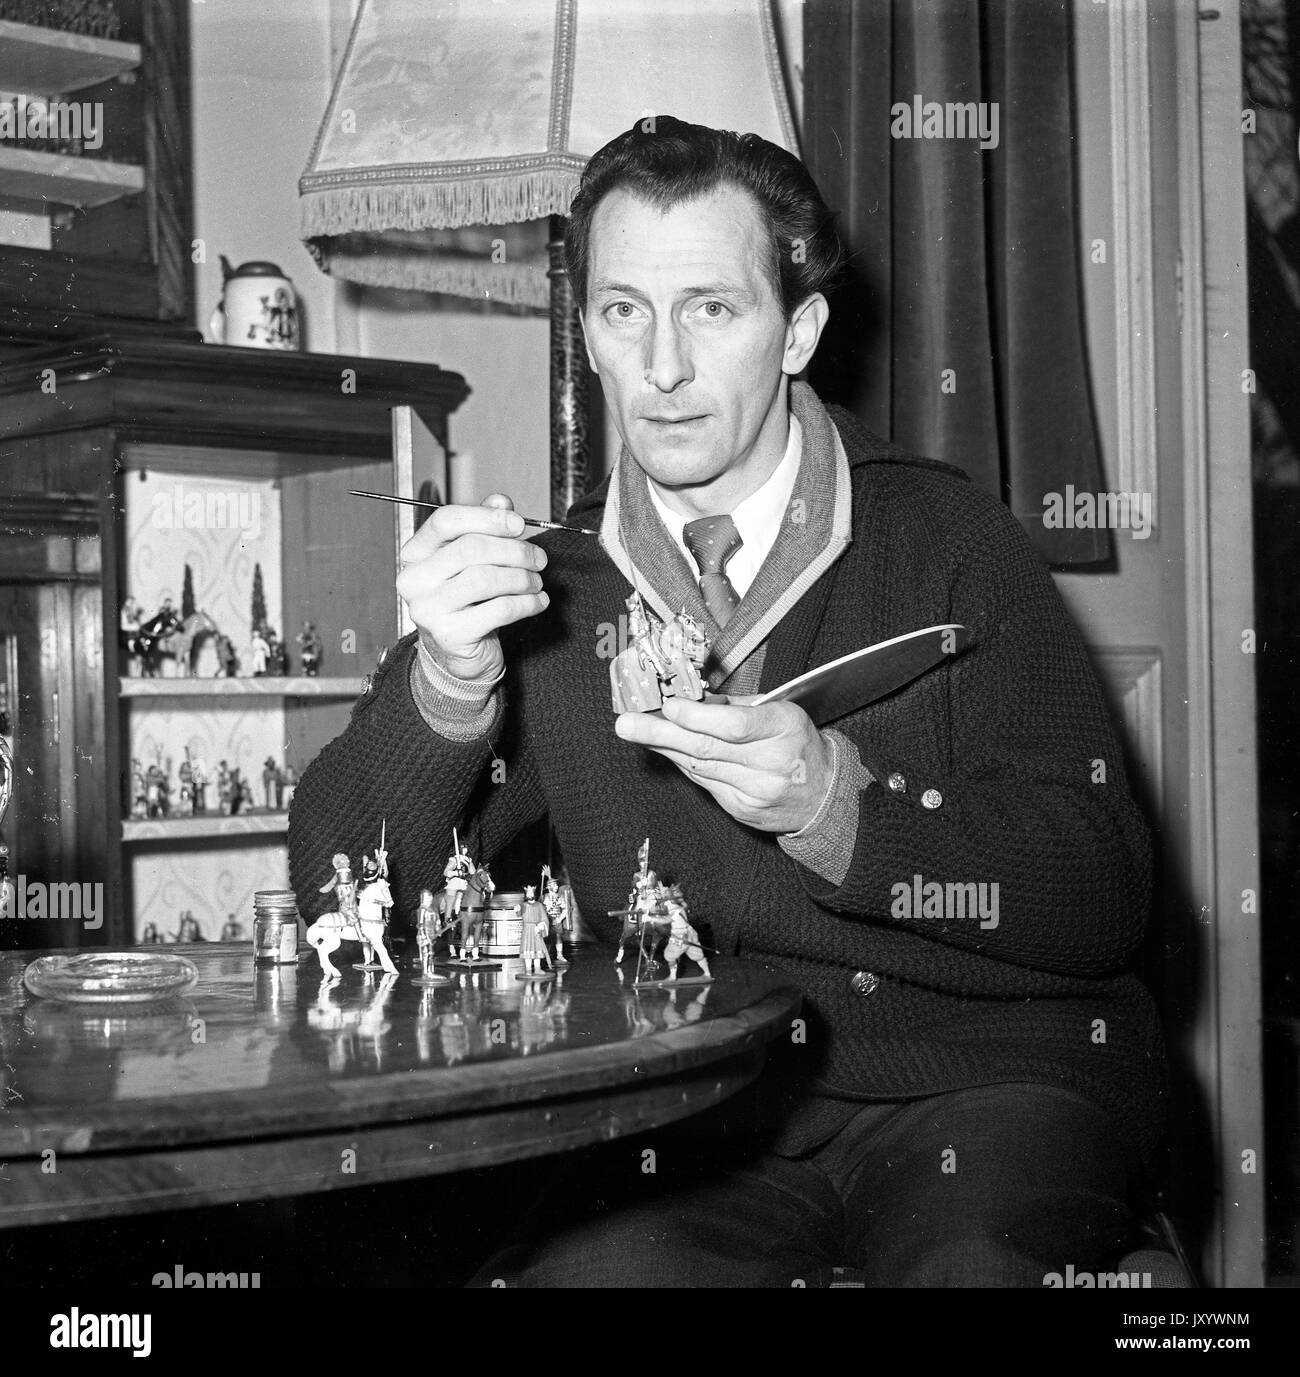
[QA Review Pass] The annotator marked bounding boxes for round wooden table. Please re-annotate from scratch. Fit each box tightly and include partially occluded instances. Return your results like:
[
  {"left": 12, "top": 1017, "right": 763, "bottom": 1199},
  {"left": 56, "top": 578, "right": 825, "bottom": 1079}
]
[{"left": 0, "top": 944, "right": 800, "bottom": 1229}]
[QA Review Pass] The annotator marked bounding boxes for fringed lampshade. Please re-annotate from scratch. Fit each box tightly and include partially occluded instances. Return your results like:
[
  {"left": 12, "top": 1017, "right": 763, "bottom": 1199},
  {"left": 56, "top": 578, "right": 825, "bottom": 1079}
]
[{"left": 299, "top": 0, "right": 798, "bottom": 310}]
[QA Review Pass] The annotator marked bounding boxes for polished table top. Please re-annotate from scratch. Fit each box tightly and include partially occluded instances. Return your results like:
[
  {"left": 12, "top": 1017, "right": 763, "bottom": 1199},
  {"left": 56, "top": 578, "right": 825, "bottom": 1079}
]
[{"left": 0, "top": 944, "right": 800, "bottom": 1227}]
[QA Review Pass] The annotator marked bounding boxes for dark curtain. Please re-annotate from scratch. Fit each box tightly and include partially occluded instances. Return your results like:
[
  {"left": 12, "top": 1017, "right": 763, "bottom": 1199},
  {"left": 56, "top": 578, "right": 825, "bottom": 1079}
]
[{"left": 803, "top": 0, "right": 1110, "bottom": 565}]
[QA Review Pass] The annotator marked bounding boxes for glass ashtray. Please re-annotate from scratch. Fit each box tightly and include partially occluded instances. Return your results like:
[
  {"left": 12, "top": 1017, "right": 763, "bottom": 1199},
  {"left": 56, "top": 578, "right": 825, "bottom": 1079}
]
[{"left": 23, "top": 951, "right": 200, "bottom": 1004}]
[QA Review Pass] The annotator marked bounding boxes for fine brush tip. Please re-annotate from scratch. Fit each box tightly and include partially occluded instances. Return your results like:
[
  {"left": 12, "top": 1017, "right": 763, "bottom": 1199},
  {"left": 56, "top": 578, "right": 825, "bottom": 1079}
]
[{"left": 348, "top": 489, "right": 598, "bottom": 537}]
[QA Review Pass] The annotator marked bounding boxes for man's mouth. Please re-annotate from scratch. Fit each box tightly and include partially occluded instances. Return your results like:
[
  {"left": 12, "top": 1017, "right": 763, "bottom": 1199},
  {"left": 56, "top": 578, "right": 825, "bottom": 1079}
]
[{"left": 642, "top": 414, "right": 707, "bottom": 426}]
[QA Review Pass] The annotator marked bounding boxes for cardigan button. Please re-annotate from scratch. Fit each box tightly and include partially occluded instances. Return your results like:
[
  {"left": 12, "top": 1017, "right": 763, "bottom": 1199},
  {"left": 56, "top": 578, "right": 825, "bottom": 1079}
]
[
  {"left": 921, "top": 788, "right": 943, "bottom": 810},
  {"left": 849, "top": 970, "right": 880, "bottom": 997},
  {"left": 887, "top": 772, "right": 907, "bottom": 793},
  {"left": 360, "top": 673, "right": 374, "bottom": 696}
]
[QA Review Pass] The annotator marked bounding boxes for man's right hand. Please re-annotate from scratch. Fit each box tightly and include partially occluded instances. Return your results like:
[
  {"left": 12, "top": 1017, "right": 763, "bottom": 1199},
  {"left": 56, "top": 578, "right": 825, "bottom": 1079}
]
[{"left": 396, "top": 493, "right": 549, "bottom": 685}]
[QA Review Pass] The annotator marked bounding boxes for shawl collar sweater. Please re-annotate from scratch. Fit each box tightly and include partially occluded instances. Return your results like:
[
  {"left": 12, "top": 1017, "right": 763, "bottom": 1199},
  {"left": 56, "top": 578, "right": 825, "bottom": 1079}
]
[{"left": 289, "top": 386, "right": 1166, "bottom": 1159}]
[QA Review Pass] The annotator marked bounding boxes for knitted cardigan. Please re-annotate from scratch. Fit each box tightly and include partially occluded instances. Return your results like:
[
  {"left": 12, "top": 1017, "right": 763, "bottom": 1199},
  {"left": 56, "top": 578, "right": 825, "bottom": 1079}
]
[{"left": 288, "top": 395, "right": 1167, "bottom": 1161}]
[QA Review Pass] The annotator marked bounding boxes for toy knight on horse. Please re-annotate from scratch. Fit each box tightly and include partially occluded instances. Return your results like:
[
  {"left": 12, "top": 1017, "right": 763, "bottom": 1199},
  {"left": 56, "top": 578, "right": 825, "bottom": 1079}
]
[{"left": 610, "top": 592, "right": 710, "bottom": 715}]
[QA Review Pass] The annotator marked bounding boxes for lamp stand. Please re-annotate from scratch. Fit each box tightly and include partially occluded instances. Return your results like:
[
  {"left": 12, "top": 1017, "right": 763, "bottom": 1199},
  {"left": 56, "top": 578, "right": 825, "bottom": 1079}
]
[{"left": 547, "top": 215, "right": 590, "bottom": 520}]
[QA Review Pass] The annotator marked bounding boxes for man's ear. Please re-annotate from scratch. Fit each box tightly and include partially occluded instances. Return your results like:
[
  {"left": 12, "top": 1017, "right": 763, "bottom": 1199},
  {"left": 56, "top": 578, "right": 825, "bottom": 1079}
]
[
  {"left": 782, "top": 293, "right": 830, "bottom": 377},
  {"left": 578, "top": 310, "right": 599, "bottom": 375}
]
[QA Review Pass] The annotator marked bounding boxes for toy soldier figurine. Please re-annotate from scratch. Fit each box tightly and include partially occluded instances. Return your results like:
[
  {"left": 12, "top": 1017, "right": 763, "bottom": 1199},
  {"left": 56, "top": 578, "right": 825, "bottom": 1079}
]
[
  {"left": 319, "top": 852, "right": 359, "bottom": 923},
  {"left": 280, "top": 763, "right": 298, "bottom": 809},
  {"left": 240, "top": 774, "right": 256, "bottom": 814},
  {"left": 139, "top": 920, "right": 161, "bottom": 944},
  {"left": 541, "top": 866, "right": 571, "bottom": 967},
  {"left": 264, "top": 626, "right": 289, "bottom": 677},
  {"left": 130, "top": 758, "right": 148, "bottom": 819},
  {"left": 145, "top": 762, "right": 169, "bottom": 818},
  {"left": 191, "top": 758, "right": 207, "bottom": 814},
  {"left": 217, "top": 760, "right": 232, "bottom": 815},
  {"left": 250, "top": 624, "right": 270, "bottom": 676},
  {"left": 120, "top": 596, "right": 144, "bottom": 674},
  {"left": 517, "top": 884, "right": 553, "bottom": 978},
  {"left": 297, "top": 621, "right": 322, "bottom": 677},
  {"left": 661, "top": 885, "right": 712, "bottom": 983},
  {"left": 217, "top": 634, "right": 239, "bottom": 678},
  {"left": 177, "top": 752, "right": 194, "bottom": 816},
  {"left": 262, "top": 756, "right": 282, "bottom": 810},
  {"left": 220, "top": 914, "right": 244, "bottom": 941},
  {"left": 443, "top": 832, "right": 473, "bottom": 919},
  {"left": 176, "top": 911, "right": 203, "bottom": 943},
  {"left": 413, "top": 888, "right": 451, "bottom": 984}
]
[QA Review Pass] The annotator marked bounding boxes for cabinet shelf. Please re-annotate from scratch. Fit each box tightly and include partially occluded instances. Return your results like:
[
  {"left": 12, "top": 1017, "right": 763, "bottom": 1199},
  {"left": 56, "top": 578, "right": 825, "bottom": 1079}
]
[
  {"left": 0, "top": 19, "right": 141, "bottom": 94},
  {"left": 123, "top": 812, "right": 289, "bottom": 844},
  {"left": 0, "top": 146, "right": 144, "bottom": 211},
  {"left": 119, "top": 676, "right": 364, "bottom": 699}
]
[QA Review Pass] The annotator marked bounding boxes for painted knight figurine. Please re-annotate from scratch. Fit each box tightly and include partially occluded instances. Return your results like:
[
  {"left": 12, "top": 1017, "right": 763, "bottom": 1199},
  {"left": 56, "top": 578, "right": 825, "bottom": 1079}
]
[{"left": 610, "top": 590, "right": 710, "bottom": 714}]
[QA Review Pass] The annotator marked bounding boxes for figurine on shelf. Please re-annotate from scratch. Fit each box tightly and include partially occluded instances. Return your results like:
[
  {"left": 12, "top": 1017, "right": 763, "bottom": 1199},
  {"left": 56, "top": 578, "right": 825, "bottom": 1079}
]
[
  {"left": 610, "top": 591, "right": 709, "bottom": 714},
  {"left": 267, "top": 628, "right": 290, "bottom": 677},
  {"left": 517, "top": 884, "right": 553, "bottom": 979},
  {"left": 175, "top": 911, "right": 203, "bottom": 943},
  {"left": 136, "top": 598, "right": 184, "bottom": 678},
  {"left": 221, "top": 915, "right": 245, "bottom": 941},
  {"left": 249, "top": 624, "right": 271, "bottom": 677},
  {"left": 297, "top": 621, "right": 322, "bottom": 677},
  {"left": 191, "top": 758, "right": 207, "bottom": 814},
  {"left": 119, "top": 596, "right": 145, "bottom": 675},
  {"left": 262, "top": 756, "right": 283, "bottom": 811},
  {"left": 145, "top": 761, "right": 170, "bottom": 818},
  {"left": 217, "top": 760, "right": 233, "bottom": 815},
  {"left": 280, "top": 764, "right": 298, "bottom": 809},
  {"left": 177, "top": 751, "right": 195, "bottom": 816},
  {"left": 541, "top": 866, "right": 571, "bottom": 967},
  {"left": 215, "top": 634, "right": 240, "bottom": 678},
  {"left": 140, "top": 920, "right": 161, "bottom": 944},
  {"left": 238, "top": 774, "right": 256, "bottom": 814},
  {"left": 130, "top": 758, "right": 148, "bottom": 819},
  {"left": 306, "top": 833, "right": 399, "bottom": 980}
]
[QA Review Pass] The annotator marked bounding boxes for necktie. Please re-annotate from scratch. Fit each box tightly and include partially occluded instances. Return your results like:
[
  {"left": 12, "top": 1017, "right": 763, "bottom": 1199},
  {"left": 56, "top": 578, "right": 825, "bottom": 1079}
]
[{"left": 683, "top": 515, "right": 743, "bottom": 628}]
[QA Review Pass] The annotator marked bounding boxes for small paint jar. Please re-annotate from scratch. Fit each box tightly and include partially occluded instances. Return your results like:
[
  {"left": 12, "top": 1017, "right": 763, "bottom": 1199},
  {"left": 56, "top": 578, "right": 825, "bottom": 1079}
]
[{"left": 253, "top": 890, "right": 300, "bottom": 964}]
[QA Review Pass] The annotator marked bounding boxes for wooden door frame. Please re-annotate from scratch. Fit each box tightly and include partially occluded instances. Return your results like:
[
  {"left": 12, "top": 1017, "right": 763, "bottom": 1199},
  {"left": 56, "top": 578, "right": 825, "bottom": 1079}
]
[{"left": 1175, "top": 0, "right": 1264, "bottom": 1289}]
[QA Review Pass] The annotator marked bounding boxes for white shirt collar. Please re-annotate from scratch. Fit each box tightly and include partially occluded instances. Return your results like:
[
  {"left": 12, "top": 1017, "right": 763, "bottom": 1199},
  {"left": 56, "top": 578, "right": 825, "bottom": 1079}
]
[{"left": 645, "top": 412, "right": 802, "bottom": 600}]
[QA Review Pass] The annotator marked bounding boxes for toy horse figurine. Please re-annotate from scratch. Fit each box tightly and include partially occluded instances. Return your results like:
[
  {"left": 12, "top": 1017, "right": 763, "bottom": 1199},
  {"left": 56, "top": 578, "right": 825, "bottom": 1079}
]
[
  {"left": 307, "top": 832, "right": 399, "bottom": 979},
  {"left": 610, "top": 592, "right": 710, "bottom": 714}
]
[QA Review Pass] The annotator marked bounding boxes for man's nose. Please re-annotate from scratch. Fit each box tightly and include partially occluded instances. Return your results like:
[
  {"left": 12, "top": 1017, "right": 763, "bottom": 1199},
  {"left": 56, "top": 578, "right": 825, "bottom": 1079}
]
[{"left": 642, "top": 321, "right": 693, "bottom": 391}]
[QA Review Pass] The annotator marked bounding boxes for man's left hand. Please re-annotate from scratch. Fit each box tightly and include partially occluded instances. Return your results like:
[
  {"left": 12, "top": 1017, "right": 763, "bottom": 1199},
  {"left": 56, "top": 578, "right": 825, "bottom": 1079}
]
[{"left": 614, "top": 696, "right": 834, "bottom": 834}]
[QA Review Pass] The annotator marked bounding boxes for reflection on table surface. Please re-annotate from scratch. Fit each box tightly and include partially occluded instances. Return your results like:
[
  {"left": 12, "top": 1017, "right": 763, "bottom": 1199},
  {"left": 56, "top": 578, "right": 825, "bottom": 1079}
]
[{"left": 0, "top": 943, "right": 801, "bottom": 1156}]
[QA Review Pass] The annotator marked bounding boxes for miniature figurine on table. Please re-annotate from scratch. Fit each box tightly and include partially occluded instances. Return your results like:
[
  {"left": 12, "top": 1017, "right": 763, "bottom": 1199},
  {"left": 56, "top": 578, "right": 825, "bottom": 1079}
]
[
  {"left": 353, "top": 851, "right": 398, "bottom": 972},
  {"left": 610, "top": 591, "right": 710, "bottom": 714},
  {"left": 306, "top": 836, "right": 398, "bottom": 979},
  {"left": 297, "top": 621, "right": 322, "bottom": 677},
  {"left": 541, "top": 865, "right": 571, "bottom": 967},
  {"left": 516, "top": 884, "right": 553, "bottom": 979},
  {"left": 220, "top": 915, "right": 244, "bottom": 941},
  {"left": 140, "top": 920, "right": 161, "bottom": 944},
  {"left": 657, "top": 884, "right": 713, "bottom": 984},
  {"left": 249, "top": 624, "right": 271, "bottom": 677},
  {"left": 413, "top": 888, "right": 451, "bottom": 985}
]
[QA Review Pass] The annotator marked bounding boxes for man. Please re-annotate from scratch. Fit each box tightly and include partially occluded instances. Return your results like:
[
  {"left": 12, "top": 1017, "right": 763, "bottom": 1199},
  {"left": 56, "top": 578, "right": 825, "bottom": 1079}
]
[{"left": 289, "top": 117, "right": 1164, "bottom": 1287}]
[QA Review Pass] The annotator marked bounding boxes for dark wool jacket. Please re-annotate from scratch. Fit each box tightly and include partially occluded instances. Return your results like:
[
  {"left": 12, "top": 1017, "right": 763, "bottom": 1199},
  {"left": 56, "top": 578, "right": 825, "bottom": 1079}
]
[{"left": 288, "top": 399, "right": 1167, "bottom": 1161}]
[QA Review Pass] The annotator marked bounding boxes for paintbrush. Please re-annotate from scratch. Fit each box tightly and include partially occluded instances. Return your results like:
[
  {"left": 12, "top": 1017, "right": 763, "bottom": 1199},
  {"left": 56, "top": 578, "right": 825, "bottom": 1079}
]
[{"left": 349, "top": 489, "right": 598, "bottom": 536}]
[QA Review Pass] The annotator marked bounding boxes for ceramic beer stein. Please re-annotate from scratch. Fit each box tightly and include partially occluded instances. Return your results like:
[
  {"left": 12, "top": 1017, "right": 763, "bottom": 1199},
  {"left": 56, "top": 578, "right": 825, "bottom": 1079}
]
[{"left": 208, "top": 257, "right": 300, "bottom": 350}]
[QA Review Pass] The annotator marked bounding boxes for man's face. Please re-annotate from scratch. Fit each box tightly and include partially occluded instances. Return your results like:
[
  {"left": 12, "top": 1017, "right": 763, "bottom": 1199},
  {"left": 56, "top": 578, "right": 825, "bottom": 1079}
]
[{"left": 582, "top": 185, "right": 820, "bottom": 509}]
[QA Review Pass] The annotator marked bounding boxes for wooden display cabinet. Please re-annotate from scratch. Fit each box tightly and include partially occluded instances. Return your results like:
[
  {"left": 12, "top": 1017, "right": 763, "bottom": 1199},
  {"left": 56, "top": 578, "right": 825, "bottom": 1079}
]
[{"left": 0, "top": 334, "right": 468, "bottom": 947}]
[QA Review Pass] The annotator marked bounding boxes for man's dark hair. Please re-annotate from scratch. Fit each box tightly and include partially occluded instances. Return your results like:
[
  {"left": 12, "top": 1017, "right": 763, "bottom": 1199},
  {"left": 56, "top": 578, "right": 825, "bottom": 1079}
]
[{"left": 565, "top": 115, "right": 844, "bottom": 318}]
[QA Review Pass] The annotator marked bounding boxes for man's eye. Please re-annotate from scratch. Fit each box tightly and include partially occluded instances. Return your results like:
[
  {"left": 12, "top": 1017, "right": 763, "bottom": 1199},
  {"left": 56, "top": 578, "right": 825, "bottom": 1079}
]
[
  {"left": 608, "top": 301, "right": 639, "bottom": 320},
  {"left": 699, "top": 300, "right": 729, "bottom": 318}
]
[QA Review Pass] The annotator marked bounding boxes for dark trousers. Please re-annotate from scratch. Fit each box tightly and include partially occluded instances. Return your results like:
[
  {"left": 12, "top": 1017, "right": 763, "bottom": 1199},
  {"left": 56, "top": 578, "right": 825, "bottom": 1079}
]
[{"left": 503, "top": 1082, "right": 1139, "bottom": 1288}]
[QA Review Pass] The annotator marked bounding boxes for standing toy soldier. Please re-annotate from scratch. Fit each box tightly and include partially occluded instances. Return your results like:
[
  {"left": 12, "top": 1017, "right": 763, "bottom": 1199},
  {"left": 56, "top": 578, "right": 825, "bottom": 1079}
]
[
  {"left": 414, "top": 888, "right": 450, "bottom": 984},
  {"left": 130, "top": 758, "right": 148, "bottom": 819},
  {"left": 250, "top": 624, "right": 271, "bottom": 676},
  {"left": 221, "top": 914, "right": 244, "bottom": 941},
  {"left": 177, "top": 751, "right": 195, "bottom": 816},
  {"left": 217, "top": 760, "right": 232, "bottom": 814},
  {"left": 265, "top": 626, "right": 289, "bottom": 677},
  {"left": 176, "top": 911, "right": 203, "bottom": 942},
  {"left": 541, "top": 866, "right": 571, "bottom": 967},
  {"left": 297, "top": 621, "right": 323, "bottom": 677},
  {"left": 140, "top": 920, "right": 161, "bottom": 944},
  {"left": 280, "top": 763, "right": 298, "bottom": 809},
  {"left": 191, "top": 757, "right": 207, "bottom": 814},
  {"left": 517, "top": 884, "right": 553, "bottom": 978},
  {"left": 319, "top": 852, "right": 359, "bottom": 923},
  {"left": 660, "top": 885, "right": 712, "bottom": 984},
  {"left": 262, "top": 756, "right": 282, "bottom": 810},
  {"left": 145, "top": 761, "right": 169, "bottom": 818}
]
